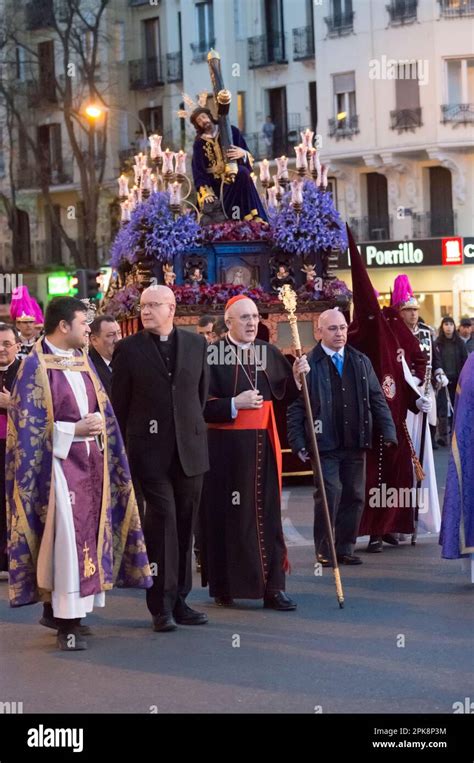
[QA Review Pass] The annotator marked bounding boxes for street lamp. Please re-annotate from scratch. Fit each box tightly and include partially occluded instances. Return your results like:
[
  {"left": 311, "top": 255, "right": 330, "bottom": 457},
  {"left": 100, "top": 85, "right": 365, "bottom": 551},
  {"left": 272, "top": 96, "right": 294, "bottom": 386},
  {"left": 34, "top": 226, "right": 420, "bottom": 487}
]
[{"left": 84, "top": 103, "right": 148, "bottom": 144}]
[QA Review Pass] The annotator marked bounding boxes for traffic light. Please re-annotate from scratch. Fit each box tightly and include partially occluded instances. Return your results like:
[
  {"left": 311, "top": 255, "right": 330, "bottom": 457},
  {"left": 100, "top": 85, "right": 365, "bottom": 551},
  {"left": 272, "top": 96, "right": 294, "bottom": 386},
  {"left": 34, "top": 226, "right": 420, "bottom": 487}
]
[{"left": 70, "top": 269, "right": 102, "bottom": 299}]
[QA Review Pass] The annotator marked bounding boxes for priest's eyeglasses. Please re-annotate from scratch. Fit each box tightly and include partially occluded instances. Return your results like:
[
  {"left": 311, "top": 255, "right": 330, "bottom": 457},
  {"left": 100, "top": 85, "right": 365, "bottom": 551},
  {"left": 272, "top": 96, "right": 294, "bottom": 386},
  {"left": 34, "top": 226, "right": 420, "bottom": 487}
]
[
  {"left": 0, "top": 341, "right": 18, "bottom": 348},
  {"left": 137, "top": 302, "right": 169, "bottom": 312}
]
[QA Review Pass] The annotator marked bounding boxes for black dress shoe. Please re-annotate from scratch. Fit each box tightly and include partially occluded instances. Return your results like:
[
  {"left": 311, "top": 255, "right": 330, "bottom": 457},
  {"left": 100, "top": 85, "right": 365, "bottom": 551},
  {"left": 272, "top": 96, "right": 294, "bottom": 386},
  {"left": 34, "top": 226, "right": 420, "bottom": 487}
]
[
  {"left": 337, "top": 554, "right": 363, "bottom": 565},
  {"left": 214, "top": 596, "right": 235, "bottom": 607},
  {"left": 56, "top": 627, "right": 88, "bottom": 651},
  {"left": 315, "top": 553, "right": 332, "bottom": 567},
  {"left": 152, "top": 614, "right": 177, "bottom": 632},
  {"left": 366, "top": 537, "right": 383, "bottom": 553},
  {"left": 263, "top": 591, "right": 297, "bottom": 611},
  {"left": 40, "top": 615, "right": 92, "bottom": 636},
  {"left": 382, "top": 533, "right": 399, "bottom": 546},
  {"left": 173, "top": 604, "right": 208, "bottom": 625}
]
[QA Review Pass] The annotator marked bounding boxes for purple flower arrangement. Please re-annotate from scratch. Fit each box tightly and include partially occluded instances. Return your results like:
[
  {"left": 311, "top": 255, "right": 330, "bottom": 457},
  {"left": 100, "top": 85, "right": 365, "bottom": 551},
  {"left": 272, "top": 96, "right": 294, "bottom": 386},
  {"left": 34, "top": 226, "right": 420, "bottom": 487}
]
[
  {"left": 110, "top": 191, "right": 201, "bottom": 268},
  {"left": 105, "top": 284, "right": 141, "bottom": 318},
  {"left": 172, "top": 283, "right": 273, "bottom": 307},
  {"left": 270, "top": 181, "right": 348, "bottom": 256},
  {"left": 199, "top": 220, "right": 272, "bottom": 243}
]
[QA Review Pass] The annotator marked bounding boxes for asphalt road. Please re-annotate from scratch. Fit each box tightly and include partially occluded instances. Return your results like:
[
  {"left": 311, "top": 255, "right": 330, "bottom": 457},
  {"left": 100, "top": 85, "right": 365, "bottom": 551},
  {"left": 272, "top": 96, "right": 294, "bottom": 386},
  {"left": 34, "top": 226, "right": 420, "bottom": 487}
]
[{"left": 1, "top": 447, "right": 472, "bottom": 714}]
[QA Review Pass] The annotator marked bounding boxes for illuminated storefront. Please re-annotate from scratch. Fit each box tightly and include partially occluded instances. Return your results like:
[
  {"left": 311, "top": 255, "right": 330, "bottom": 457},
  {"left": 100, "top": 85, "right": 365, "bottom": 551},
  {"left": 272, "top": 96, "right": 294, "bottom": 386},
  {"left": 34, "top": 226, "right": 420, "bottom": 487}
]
[{"left": 337, "top": 236, "right": 474, "bottom": 328}]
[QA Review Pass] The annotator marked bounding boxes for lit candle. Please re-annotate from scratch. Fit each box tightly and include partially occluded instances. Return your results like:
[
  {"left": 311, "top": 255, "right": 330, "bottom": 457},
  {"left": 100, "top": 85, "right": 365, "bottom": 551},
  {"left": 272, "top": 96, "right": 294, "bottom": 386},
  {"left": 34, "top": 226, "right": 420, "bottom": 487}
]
[
  {"left": 259, "top": 159, "right": 271, "bottom": 183},
  {"left": 175, "top": 150, "right": 187, "bottom": 176},
  {"left": 267, "top": 186, "right": 278, "bottom": 210},
  {"left": 169, "top": 181, "right": 182, "bottom": 207},
  {"left": 120, "top": 200, "right": 131, "bottom": 222},
  {"left": 150, "top": 173, "right": 158, "bottom": 194},
  {"left": 290, "top": 179, "right": 304, "bottom": 207},
  {"left": 118, "top": 174, "right": 129, "bottom": 197},
  {"left": 149, "top": 134, "right": 163, "bottom": 160},
  {"left": 133, "top": 163, "right": 141, "bottom": 185},
  {"left": 321, "top": 164, "right": 329, "bottom": 188},
  {"left": 134, "top": 152, "right": 147, "bottom": 169},
  {"left": 275, "top": 155, "right": 288, "bottom": 180},
  {"left": 162, "top": 148, "right": 175, "bottom": 175},
  {"left": 295, "top": 144, "right": 308, "bottom": 171},
  {"left": 141, "top": 167, "right": 152, "bottom": 192},
  {"left": 300, "top": 129, "right": 314, "bottom": 150}
]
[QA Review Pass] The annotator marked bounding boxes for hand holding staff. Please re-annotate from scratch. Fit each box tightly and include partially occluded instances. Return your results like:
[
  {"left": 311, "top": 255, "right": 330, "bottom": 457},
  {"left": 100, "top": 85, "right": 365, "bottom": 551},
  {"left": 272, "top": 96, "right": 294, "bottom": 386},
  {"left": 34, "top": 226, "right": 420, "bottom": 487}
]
[{"left": 279, "top": 285, "right": 345, "bottom": 608}]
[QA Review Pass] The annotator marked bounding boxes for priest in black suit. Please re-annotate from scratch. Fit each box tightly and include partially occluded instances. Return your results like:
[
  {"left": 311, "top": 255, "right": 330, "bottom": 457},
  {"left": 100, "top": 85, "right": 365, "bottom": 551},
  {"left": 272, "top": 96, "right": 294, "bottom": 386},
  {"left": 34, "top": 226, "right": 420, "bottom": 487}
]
[
  {"left": 88, "top": 315, "right": 121, "bottom": 398},
  {"left": 111, "top": 285, "right": 209, "bottom": 633},
  {"left": 0, "top": 323, "right": 21, "bottom": 573}
]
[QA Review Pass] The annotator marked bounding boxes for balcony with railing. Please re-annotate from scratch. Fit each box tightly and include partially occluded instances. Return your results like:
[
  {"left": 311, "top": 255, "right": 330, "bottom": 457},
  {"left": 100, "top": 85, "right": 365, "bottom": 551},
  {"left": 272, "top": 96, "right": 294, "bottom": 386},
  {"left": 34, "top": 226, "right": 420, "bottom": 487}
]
[
  {"left": 324, "top": 11, "right": 354, "bottom": 36},
  {"left": 292, "top": 26, "right": 315, "bottom": 60},
  {"left": 348, "top": 216, "right": 393, "bottom": 242},
  {"left": 190, "top": 39, "right": 216, "bottom": 64},
  {"left": 129, "top": 57, "right": 164, "bottom": 90},
  {"left": 25, "top": 0, "right": 55, "bottom": 30},
  {"left": 413, "top": 211, "right": 457, "bottom": 238},
  {"left": 328, "top": 114, "right": 359, "bottom": 139},
  {"left": 390, "top": 107, "right": 422, "bottom": 131},
  {"left": 166, "top": 52, "right": 183, "bottom": 82},
  {"left": 16, "top": 159, "right": 74, "bottom": 190},
  {"left": 439, "top": 0, "right": 474, "bottom": 17},
  {"left": 26, "top": 79, "right": 57, "bottom": 108},
  {"left": 441, "top": 103, "right": 474, "bottom": 123},
  {"left": 386, "top": 0, "right": 418, "bottom": 25},
  {"left": 243, "top": 122, "right": 311, "bottom": 161},
  {"left": 248, "top": 33, "right": 287, "bottom": 68}
]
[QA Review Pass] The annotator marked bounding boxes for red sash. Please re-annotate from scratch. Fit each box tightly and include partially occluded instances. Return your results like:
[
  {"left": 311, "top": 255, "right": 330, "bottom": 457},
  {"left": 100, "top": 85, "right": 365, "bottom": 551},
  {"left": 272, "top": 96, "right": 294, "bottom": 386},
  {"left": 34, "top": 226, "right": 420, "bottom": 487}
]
[{"left": 207, "top": 400, "right": 282, "bottom": 495}]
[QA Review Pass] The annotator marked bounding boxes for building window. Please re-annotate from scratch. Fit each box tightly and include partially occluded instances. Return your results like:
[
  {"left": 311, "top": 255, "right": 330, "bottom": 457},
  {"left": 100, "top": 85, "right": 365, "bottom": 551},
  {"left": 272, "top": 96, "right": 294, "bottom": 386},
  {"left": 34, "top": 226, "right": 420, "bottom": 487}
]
[
  {"left": 16, "top": 46, "right": 26, "bottom": 81},
  {"left": 324, "top": 0, "right": 354, "bottom": 37},
  {"left": 233, "top": 0, "right": 245, "bottom": 39},
  {"left": 390, "top": 62, "right": 422, "bottom": 131},
  {"left": 442, "top": 57, "right": 474, "bottom": 122},
  {"left": 237, "top": 92, "right": 246, "bottom": 133},
  {"left": 196, "top": 1, "right": 214, "bottom": 46},
  {"left": 309, "top": 81, "right": 317, "bottom": 131},
  {"left": 138, "top": 107, "right": 163, "bottom": 136},
  {"left": 386, "top": 0, "right": 418, "bottom": 25},
  {"left": 439, "top": 0, "right": 474, "bottom": 18},
  {"left": 329, "top": 72, "right": 358, "bottom": 137},
  {"left": 38, "top": 40, "right": 56, "bottom": 102},
  {"left": 114, "top": 21, "right": 125, "bottom": 63}
]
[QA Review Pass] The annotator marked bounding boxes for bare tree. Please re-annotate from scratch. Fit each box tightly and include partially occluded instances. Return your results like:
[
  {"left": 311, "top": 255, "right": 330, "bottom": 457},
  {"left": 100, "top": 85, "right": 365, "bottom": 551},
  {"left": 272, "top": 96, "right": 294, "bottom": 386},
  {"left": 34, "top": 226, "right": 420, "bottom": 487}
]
[{"left": 0, "top": 0, "right": 111, "bottom": 268}]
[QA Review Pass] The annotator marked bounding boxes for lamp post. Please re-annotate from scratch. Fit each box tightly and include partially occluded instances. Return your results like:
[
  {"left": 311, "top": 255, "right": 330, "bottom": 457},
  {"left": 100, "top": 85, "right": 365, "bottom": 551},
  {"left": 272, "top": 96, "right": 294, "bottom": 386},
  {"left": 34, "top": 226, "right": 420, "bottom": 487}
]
[{"left": 84, "top": 103, "right": 148, "bottom": 145}]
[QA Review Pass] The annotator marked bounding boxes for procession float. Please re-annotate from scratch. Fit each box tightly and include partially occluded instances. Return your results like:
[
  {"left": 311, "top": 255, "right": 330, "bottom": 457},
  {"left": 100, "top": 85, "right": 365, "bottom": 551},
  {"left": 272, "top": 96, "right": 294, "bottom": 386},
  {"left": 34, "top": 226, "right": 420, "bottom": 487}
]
[{"left": 103, "top": 50, "right": 352, "bottom": 475}]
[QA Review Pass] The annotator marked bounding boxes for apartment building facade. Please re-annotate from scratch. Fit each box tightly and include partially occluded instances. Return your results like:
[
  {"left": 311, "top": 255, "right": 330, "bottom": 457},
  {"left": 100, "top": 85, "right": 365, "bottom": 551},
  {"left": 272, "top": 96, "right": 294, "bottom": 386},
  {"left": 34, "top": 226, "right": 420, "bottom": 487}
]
[{"left": 316, "top": 0, "right": 474, "bottom": 323}]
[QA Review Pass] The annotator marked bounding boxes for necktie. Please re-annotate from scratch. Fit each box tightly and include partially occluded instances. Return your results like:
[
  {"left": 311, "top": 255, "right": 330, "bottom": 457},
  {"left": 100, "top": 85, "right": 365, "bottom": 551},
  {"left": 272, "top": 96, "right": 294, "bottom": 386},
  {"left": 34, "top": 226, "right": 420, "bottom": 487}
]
[{"left": 332, "top": 353, "right": 343, "bottom": 377}]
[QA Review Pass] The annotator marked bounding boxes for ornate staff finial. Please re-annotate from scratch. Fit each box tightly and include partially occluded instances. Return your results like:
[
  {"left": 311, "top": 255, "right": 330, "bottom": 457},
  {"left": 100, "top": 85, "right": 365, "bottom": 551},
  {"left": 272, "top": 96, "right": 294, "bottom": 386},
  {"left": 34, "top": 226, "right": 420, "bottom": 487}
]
[{"left": 279, "top": 284, "right": 300, "bottom": 351}]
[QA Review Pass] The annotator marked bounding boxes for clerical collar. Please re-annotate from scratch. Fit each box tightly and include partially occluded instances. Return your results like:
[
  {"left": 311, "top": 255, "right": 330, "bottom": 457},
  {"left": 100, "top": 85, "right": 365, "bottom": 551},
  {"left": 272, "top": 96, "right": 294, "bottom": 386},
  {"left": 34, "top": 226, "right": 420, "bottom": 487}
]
[
  {"left": 44, "top": 338, "right": 75, "bottom": 356},
  {"left": 0, "top": 360, "right": 16, "bottom": 371},
  {"left": 321, "top": 343, "right": 344, "bottom": 358},
  {"left": 227, "top": 333, "right": 253, "bottom": 350},
  {"left": 149, "top": 328, "right": 175, "bottom": 342},
  {"left": 20, "top": 335, "right": 35, "bottom": 345}
]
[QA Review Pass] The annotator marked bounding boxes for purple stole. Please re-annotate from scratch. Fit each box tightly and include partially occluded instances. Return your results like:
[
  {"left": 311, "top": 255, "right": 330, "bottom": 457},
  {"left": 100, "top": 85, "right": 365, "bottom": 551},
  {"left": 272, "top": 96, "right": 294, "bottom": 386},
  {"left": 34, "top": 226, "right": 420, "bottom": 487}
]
[{"left": 48, "top": 367, "right": 103, "bottom": 597}]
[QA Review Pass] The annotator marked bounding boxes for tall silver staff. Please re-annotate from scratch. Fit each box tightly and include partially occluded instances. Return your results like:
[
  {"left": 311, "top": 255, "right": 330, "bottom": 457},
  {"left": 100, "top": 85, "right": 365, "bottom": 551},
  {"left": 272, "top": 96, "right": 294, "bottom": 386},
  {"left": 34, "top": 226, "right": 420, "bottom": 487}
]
[{"left": 280, "top": 285, "right": 344, "bottom": 608}]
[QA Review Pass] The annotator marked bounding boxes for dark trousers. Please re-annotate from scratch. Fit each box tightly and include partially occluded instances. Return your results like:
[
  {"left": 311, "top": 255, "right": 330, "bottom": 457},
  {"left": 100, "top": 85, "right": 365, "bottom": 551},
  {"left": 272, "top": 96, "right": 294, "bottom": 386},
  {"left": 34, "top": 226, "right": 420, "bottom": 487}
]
[
  {"left": 437, "top": 383, "right": 456, "bottom": 442},
  {"left": 313, "top": 449, "right": 366, "bottom": 557},
  {"left": 130, "top": 442, "right": 203, "bottom": 616}
]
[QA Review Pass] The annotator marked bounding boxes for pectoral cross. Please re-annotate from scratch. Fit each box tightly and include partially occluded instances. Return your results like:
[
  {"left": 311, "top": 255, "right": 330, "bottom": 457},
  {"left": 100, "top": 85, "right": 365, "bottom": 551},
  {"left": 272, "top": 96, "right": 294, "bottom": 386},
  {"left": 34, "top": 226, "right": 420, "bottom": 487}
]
[{"left": 83, "top": 543, "right": 96, "bottom": 578}]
